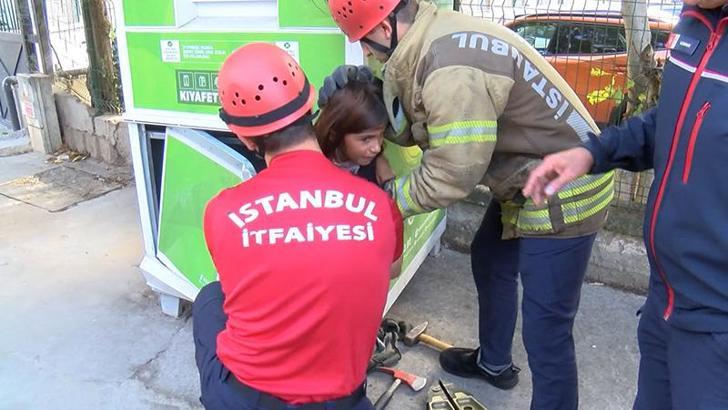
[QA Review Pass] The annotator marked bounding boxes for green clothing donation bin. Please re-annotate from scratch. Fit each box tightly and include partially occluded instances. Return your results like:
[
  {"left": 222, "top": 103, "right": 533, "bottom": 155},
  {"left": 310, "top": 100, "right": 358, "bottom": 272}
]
[{"left": 119, "top": 0, "right": 450, "bottom": 316}]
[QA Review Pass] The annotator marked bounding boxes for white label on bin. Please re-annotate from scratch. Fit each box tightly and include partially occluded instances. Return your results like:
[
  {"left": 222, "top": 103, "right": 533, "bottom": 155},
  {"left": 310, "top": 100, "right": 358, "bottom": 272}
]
[
  {"left": 276, "top": 41, "right": 300, "bottom": 63},
  {"left": 161, "top": 40, "right": 181, "bottom": 63}
]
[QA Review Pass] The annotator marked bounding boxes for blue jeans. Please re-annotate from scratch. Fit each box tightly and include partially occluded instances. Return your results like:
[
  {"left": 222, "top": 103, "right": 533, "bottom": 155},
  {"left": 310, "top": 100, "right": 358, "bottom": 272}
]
[
  {"left": 634, "top": 293, "right": 728, "bottom": 409},
  {"left": 192, "top": 282, "right": 374, "bottom": 410},
  {"left": 471, "top": 201, "right": 596, "bottom": 410}
]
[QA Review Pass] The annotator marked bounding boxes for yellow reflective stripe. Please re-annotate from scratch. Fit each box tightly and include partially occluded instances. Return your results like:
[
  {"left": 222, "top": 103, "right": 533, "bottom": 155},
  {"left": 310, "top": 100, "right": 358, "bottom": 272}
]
[
  {"left": 521, "top": 209, "right": 550, "bottom": 218},
  {"left": 558, "top": 171, "right": 614, "bottom": 199},
  {"left": 430, "top": 134, "right": 497, "bottom": 148},
  {"left": 522, "top": 198, "right": 548, "bottom": 212},
  {"left": 516, "top": 200, "right": 553, "bottom": 231},
  {"left": 427, "top": 120, "right": 497, "bottom": 134},
  {"left": 516, "top": 218, "right": 553, "bottom": 231},
  {"left": 562, "top": 181, "right": 615, "bottom": 224},
  {"left": 500, "top": 201, "right": 520, "bottom": 225},
  {"left": 394, "top": 176, "right": 423, "bottom": 216},
  {"left": 503, "top": 214, "right": 518, "bottom": 225},
  {"left": 428, "top": 121, "right": 497, "bottom": 148}
]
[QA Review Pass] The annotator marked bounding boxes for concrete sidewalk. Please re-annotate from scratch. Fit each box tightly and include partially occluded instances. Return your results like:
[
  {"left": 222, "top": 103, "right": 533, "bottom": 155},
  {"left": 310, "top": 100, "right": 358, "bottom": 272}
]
[{"left": 0, "top": 153, "right": 644, "bottom": 410}]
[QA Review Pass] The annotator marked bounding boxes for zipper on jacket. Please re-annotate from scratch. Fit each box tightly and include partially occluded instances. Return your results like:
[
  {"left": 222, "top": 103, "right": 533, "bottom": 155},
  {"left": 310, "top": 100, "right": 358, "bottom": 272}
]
[
  {"left": 682, "top": 102, "right": 711, "bottom": 184},
  {"left": 648, "top": 17, "right": 722, "bottom": 321}
]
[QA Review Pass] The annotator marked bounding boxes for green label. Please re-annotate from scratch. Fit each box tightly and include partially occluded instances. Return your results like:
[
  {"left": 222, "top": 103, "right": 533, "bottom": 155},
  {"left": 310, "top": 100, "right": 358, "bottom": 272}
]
[
  {"left": 401, "top": 210, "right": 444, "bottom": 268},
  {"left": 177, "top": 70, "right": 220, "bottom": 105},
  {"left": 127, "top": 32, "right": 345, "bottom": 114},
  {"left": 382, "top": 142, "right": 445, "bottom": 269}
]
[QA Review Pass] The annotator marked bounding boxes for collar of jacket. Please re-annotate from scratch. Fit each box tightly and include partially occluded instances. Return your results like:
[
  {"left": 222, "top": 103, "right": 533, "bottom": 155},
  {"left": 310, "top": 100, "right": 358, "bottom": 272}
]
[
  {"left": 683, "top": 4, "right": 728, "bottom": 25},
  {"left": 384, "top": 1, "right": 438, "bottom": 81}
]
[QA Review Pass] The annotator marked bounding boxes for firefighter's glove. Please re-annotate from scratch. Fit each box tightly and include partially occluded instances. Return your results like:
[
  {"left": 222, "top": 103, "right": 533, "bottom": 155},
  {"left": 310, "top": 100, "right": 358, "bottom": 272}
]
[{"left": 317, "top": 65, "right": 375, "bottom": 108}]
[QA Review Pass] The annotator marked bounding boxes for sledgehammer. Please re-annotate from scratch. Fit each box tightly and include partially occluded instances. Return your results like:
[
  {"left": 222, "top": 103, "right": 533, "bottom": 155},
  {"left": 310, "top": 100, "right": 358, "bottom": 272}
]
[{"left": 403, "top": 321, "right": 453, "bottom": 351}]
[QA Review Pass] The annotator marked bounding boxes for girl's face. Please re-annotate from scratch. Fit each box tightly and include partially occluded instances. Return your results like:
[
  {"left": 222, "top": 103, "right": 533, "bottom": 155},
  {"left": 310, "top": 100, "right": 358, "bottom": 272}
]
[{"left": 341, "top": 127, "right": 385, "bottom": 166}]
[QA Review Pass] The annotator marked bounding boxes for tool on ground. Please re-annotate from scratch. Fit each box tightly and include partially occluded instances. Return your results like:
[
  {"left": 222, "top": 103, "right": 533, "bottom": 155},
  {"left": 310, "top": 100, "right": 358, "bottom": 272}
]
[
  {"left": 372, "top": 367, "right": 427, "bottom": 410},
  {"left": 403, "top": 321, "right": 453, "bottom": 351},
  {"left": 368, "top": 319, "right": 405, "bottom": 371},
  {"left": 427, "top": 380, "right": 488, "bottom": 410}
]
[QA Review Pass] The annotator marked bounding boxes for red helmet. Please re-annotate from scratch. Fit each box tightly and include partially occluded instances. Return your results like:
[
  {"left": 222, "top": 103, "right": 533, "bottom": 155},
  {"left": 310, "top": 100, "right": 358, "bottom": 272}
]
[
  {"left": 217, "top": 43, "right": 315, "bottom": 138},
  {"left": 328, "top": 0, "right": 402, "bottom": 41}
]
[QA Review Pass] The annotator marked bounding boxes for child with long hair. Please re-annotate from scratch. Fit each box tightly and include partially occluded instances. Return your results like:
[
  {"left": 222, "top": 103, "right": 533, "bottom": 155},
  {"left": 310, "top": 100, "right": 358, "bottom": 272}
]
[
  {"left": 314, "top": 81, "right": 394, "bottom": 185},
  {"left": 315, "top": 81, "right": 400, "bottom": 276}
]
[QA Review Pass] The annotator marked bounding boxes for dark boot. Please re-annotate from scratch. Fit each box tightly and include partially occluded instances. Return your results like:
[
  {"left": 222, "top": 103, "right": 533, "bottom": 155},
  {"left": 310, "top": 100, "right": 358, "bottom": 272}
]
[{"left": 439, "top": 347, "right": 520, "bottom": 390}]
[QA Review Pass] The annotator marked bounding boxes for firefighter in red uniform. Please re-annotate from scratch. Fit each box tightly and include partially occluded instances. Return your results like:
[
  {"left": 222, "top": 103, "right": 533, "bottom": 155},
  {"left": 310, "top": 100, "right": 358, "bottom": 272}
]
[{"left": 192, "top": 43, "right": 403, "bottom": 410}]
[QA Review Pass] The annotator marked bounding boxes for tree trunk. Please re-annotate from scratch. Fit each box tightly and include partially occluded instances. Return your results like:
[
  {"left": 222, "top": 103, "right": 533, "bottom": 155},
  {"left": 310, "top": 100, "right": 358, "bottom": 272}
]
[
  {"left": 621, "top": 0, "right": 659, "bottom": 117},
  {"left": 621, "top": 0, "right": 660, "bottom": 206},
  {"left": 81, "top": 0, "right": 118, "bottom": 113},
  {"left": 14, "top": 0, "right": 39, "bottom": 72}
]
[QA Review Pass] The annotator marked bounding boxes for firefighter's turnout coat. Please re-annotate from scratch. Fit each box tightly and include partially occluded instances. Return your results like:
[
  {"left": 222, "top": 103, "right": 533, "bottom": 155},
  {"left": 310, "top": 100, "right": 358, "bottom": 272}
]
[{"left": 384, "top": 2, "right": 614, "bottom": 238}]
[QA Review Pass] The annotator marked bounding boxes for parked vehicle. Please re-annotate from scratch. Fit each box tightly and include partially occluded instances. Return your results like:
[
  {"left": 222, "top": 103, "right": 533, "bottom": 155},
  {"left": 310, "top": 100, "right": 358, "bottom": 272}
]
[{"left": 506, "top": 11, "right": 674, "bottom": 127}]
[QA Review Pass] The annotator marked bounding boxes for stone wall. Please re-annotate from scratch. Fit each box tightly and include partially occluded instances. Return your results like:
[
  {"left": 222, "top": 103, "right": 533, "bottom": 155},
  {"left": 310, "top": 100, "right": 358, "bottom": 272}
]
[{"left": 54, "top": 91, "right": 131, "bottom": 166}]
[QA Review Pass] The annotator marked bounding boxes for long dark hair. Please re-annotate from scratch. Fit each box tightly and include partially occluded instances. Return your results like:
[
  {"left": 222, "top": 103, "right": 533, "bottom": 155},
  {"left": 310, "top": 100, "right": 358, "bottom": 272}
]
[{"left": 314, "top": 81, "right": 389, "bottom": 159}]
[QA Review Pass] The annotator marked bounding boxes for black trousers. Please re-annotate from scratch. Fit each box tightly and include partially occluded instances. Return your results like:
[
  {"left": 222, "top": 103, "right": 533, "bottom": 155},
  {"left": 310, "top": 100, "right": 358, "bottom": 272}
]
[
  {"left": 633, "top": 291, "right": 728, "bottom": 409},
  {"left": 192, "top": 282, "right": 373, "bottom": 410},
  {"left": 471, "top": 202, "right": 596, "bottom": 410}
]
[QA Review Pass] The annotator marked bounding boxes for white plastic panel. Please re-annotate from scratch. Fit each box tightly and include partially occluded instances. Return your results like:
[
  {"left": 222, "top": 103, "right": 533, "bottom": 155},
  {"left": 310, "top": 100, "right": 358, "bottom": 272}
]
[
  {"left": 194, "top": 0, "right": 275, "bottom": 18},
  {"left": 175, "top": 0, "right": 278, "bottom": 29}
]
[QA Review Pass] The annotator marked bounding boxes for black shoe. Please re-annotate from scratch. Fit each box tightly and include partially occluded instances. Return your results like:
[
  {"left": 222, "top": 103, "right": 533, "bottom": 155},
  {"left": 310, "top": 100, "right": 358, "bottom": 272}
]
[{"left": 439, "top": 347, "right": 520, "bottom": 390}]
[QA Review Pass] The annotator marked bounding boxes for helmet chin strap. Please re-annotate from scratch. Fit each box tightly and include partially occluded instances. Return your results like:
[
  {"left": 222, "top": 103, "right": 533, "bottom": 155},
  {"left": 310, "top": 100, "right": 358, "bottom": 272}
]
[
  {"left": 360, "top": 0, "right": 407, "bottom": 57},
  {"left": 249, "top": 109, "right": 319, "bottom": 158}
]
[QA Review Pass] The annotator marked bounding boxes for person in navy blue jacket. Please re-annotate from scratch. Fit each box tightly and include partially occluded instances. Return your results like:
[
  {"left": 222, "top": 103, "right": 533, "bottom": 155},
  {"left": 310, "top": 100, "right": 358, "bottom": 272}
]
[{"left": 522, "top": 0, "right": 728, "bottom": 407}]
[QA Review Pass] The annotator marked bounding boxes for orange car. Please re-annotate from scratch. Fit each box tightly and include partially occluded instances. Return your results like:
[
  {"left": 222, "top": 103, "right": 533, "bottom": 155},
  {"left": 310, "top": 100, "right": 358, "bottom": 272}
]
[{"left": 506, "top": 11, "right": 674, "bottom": 127}]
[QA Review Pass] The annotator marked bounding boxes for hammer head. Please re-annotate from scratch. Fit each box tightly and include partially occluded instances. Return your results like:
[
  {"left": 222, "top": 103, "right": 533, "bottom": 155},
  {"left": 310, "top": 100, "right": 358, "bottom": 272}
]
[
  {"left": 403, "top": 321, "right": 429, "bottom": 346},
  {"left": 377, "top": 367, "right": 427, "bottom": 391}
]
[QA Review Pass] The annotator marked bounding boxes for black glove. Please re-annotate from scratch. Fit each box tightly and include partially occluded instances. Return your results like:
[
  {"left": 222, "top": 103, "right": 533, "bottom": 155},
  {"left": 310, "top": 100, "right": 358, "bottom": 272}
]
[
  {"left": 367, "top": 319, "right": 404, "bottom": 372},
  {"left": 317, "top": 65, "right": 375, "bottom": 108}
]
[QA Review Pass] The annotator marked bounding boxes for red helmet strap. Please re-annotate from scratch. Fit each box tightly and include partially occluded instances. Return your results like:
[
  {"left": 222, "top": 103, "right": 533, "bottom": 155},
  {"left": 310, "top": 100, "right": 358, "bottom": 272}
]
[
  {"left": 242, "top": 108, "right": 319, "bottom": 157},
  {"left": 361, "top": 0, "right": 407, "bottom": 57},
  {"left": 288, "top": 109, "right": 319, "bottom": 127},
  {"left": 361, "top": 37, "right": 391, "bottom": 56},
  {"left": 219, "top": 75, "right": 312, "bottom": 127}
]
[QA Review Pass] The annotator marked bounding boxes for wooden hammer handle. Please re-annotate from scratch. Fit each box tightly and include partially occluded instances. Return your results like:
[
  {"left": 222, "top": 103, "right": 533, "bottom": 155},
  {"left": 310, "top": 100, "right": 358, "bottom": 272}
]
[
  {"left": 374, "top": 378, "right": 401, "bottom": 410},
  {"left": 419, "top": 334, "right": 453, "bottom": 351}
]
